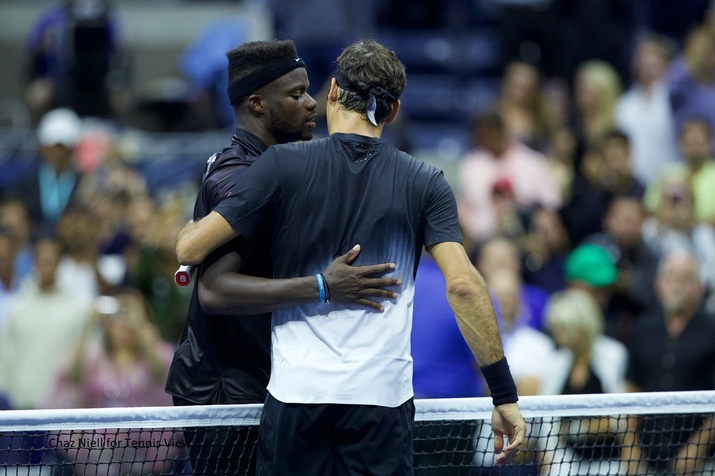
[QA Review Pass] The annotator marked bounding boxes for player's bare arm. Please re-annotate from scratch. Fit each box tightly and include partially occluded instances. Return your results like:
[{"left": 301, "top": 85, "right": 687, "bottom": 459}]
[
  {"left": 428, "top": 241, "right": 526, "bottom": 465},
  {"left": 428, "top": 241, "right": 503, "bottom": 365},
  {"left": 175, "top": 211, "right": 237, "bottom": 265},
  {"left": 199, "top": 244, "right": 402, "bottom": 314}
]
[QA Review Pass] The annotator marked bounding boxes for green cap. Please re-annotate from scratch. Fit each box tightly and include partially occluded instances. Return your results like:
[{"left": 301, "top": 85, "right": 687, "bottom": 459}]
[{"left": 564, "top": 244, "right": 617, "bottom": 288}]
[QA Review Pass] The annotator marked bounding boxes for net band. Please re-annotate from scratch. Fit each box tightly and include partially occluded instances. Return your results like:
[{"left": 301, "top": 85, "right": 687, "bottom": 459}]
[{"left": 1, "top": 391, "right": 713, "bottom": 431}]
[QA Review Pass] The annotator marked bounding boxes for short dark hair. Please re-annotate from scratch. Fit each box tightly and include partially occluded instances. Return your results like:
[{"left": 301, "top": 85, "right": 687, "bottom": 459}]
[
  {"left": 681, "top": 117, "right": 712, "bottom": 139},
  {"left": 473, "top": 110, "right": 505, "bottom": 132},
  {"left": 335, "top": 40, "right": 406, "bottom": 125},
  {"left": 602, "top": 128, "right": 630, "bottom": 147},
  {"left": 226, "top": 39, "right": 299, "bottom": 101}
]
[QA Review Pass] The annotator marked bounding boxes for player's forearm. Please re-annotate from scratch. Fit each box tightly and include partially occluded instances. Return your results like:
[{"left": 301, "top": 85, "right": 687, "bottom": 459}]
[
  {"left": 445, "top": 270, "right": 505, "bottom": 366},
  {"left": 175, "top": 221, "right": 205, "bottom": 265},
  {"left": 199, "top": 273, "right": 320, "bottom": 315},
  {"left": 175, "top": 212, "right": 237, "bottom": 265}
]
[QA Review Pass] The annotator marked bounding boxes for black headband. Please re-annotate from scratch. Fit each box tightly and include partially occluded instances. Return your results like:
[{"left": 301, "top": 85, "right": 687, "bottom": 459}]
[
  {"left": 334, "top": 67, "right": 397, "bottom": 102},
  {"left": 334, "top": 66, "right": 398, "bottom": 126},
  {"left": 227, "top": 54, "right": 306, "bottom": 105}
]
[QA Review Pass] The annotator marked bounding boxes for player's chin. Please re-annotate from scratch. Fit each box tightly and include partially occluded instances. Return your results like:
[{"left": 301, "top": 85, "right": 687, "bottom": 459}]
[{"left": 301, "top": 129, "right": 315, "bottom": 141}]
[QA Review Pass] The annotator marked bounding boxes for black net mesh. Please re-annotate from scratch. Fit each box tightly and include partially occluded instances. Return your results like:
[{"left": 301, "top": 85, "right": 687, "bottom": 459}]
[{"left": 0, "top": 394, "right": 713, "bottom": 475}]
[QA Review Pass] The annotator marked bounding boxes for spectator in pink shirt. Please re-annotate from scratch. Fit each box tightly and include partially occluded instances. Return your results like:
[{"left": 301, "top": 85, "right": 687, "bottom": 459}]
[{"left": 457, "top": 111, "right": 561, "bottom": 248}]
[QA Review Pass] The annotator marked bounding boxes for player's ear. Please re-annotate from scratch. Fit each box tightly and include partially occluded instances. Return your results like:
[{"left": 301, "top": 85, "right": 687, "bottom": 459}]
[
  {"left": 385, "top": 99, "right": 400, "bottom": 124},
  {"left": 247, "top": 94, "right": 266, "bottom": 114},
  {"left": 327, "top": 78, "right": 339, "bottom": 105}
]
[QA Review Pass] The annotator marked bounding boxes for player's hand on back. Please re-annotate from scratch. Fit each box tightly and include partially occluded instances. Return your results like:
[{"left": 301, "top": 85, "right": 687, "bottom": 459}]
[{"left": 322, "top": 244, "right": 401, "bottom": 312}]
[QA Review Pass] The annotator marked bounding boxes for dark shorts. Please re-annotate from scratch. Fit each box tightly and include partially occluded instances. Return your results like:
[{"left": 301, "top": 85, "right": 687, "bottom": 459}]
[{"left": 257, "top": 393, "right": 415, "bottom": 476}]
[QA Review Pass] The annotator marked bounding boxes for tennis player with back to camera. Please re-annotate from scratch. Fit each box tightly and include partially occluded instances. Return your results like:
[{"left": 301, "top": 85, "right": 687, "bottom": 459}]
[
  {"left": 175, "top": 39, "right": 526, "bottom": 476},
  {"left": 165, "top": 39, "right": 401, "bottom": 476}
]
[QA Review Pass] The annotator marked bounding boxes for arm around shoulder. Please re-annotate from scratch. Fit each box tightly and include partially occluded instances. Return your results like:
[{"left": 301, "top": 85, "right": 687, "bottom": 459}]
[{"left": 175, "top": 211, "right": 237, "bottom": 265}]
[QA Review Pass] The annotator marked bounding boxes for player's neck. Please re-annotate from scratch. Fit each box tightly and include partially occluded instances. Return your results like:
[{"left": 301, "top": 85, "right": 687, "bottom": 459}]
[
  {"left": 328, "top": 110, "right": 383, "bottom": 138},
  {"left": 236, "top": 122, "right": 277, "bottom": 147}
]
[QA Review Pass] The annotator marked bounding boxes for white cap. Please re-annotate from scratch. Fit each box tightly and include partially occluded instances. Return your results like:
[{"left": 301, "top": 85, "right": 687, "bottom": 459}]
[{"left": 37, "top": 108, "right": 82, "bottom": 148}]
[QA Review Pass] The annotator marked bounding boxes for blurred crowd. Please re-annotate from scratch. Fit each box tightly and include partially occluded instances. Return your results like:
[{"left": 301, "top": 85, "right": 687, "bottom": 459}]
[{"left": 1, "top": 0, "right": 715, "bottom": 473}]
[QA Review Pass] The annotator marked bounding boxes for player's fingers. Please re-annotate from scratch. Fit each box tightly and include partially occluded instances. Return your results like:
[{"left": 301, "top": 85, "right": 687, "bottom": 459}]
[
  {"left": 360, "top": 288, "right": 398, "bottom": 299},
  {"left": 495, "top": 435, "right": 521, "bottom": 467},
  {"left": 503, "top": 428, "right": 524, "bottom": 453},
  {"left": 354, "top": 298, "right": 384, "bottom": 312},
  {"left": 337, "top": 244, "right": 361, "bottom": 264},
  {"left": 502, "top": 439, "right": 520, "bottom": 456},
  {"left": 493, "top": 431, "right": 505, "bottom": 456},
  {"left": 354, "top": 262, "right": 396, "bottom": 276},
  {"left": 364, "top": 277, "right": 401, "bottom": 288}
]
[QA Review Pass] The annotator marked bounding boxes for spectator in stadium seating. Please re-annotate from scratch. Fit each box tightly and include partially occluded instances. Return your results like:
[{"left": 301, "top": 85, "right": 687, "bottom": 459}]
[
  {"left": 47, "top": 291, "right": 177, "bottom": 475},
  {"left": 587, "top": 130, "right": 645, "bottom": 199},
  {"left": 0, "top": 199, "right": 34, "bottom": 284},
  {"left": 4, "top": 108, "right": 87, "bottom": 229},
  {"left": 457, "top": 110, "right": 561, "bottom": 245},
  {"left": 24, "top": 0, "right": 130, "bottom": 120},
  {"left": 644, "top": 117, "right": 715, "bottom": 226},
  {"left": 542, "top": 288, "right": 628, "bottom": 394},
  {"left": 0, "top": 229, "right": 20, "bottom": 333},
  {"left": 51, "top": 291, "right": 173, "bottom": 409},
  {"left": 493, "top": 61, "right": 560, "bottom": 153},
  {"left": 72, "top": 127, "right": 148, "bottom": 242},
  {"left": 521, "top": 206, "right": 571, "bottom": 295},
  {"left": 642, "top": 177, "right": 715, "bottom": 292},
  {"left": 125, "top": 199, "right": 191, "bottom": 343},
  {"left": 570, "top": 60, "right": 622, "bottom": 161},
  {"left": 0, "top": 234, "right": 92, "bottom": 409},
  {"left": 560, "top": 129, "right": 644, "bottom": 245},
  {"left": 477, "top": 236, "right": 550, "bottom": 331},
  {"left": 585, "top": 196, "right": 660, "bottom": 342},
  {"left": 620, "top": 249, "right": 715, "bottom": 475},
  {"left": 55, "top": 206, "right": 113, "bottom": 300},
  {"left": 615, "top": 35, "right": 679, "bottom": 186},
  {"left": 559, "top": 60, "right": 622, "bottom": 242},
  {"left": 563, "top": 243, "right": 618, "bottom": 318},
  {"left": 538, "top": 288, "right": 628, "bottom": 475},
  {"left": 174, "top": 39, "right": 526, "bottom": 474},
  {"left": 666, "top": 23, "right": 715, "bottom": 151}
]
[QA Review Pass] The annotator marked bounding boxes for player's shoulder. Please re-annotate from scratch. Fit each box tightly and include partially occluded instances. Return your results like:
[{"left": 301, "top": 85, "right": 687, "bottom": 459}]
[
  {"left": 396, "top": 148, "right": 445, "bottom": 180},
  {"left": 271, "top": 137, "right": 331, "bottom": 154}
]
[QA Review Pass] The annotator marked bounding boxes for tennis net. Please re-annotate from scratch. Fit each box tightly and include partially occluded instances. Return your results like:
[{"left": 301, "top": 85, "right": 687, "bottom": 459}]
[{"left": 0, "top": 390, "right": 713, "bottom": 475}]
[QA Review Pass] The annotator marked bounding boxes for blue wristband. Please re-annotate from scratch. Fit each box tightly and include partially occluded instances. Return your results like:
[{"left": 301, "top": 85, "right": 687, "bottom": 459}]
[
  {"left": 316, "top": 273, "right": 327, "bottom": 303},
  {"left": 480, "top": 357, "right": 519, "bottom": 406}
]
